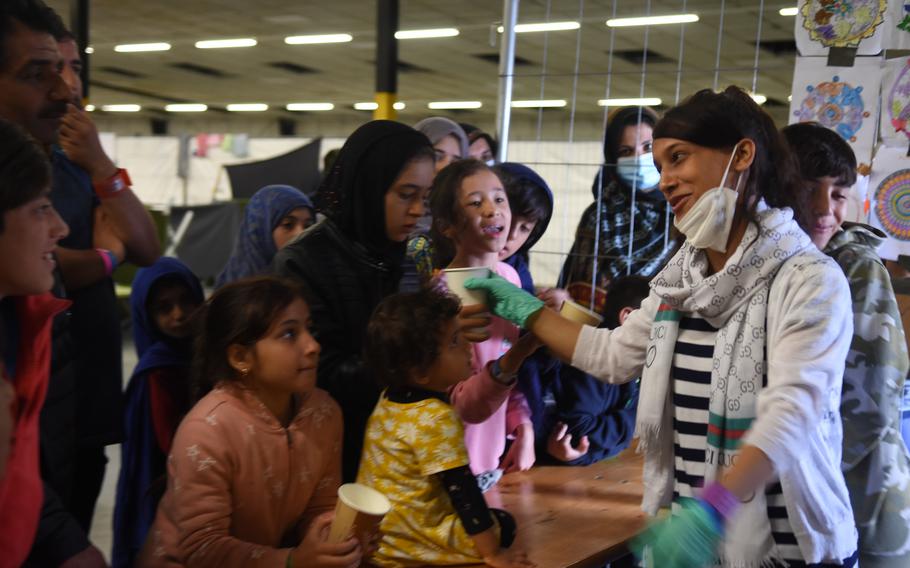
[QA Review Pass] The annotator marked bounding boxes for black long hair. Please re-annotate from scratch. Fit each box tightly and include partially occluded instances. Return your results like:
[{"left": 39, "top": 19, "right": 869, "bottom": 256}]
[{"left": 653, "top": 86, "right": 809, "bottom": 230}]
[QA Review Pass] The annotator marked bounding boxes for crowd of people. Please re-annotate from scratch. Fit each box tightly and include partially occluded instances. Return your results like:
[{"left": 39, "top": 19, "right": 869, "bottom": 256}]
[{"left": 2, "top": 1, "right": 910, "bottom": 567}]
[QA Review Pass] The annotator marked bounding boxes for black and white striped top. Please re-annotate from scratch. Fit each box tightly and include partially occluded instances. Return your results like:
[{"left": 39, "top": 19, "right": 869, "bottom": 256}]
[{"left": 671, "top": 314, "right": 851, "bottom": 567}]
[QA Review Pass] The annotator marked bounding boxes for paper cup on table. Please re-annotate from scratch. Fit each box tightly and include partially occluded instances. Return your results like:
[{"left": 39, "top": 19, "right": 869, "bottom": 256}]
[
  {"left": 443, "top": 266, "right": 492, "bottom": 308},
  {"left": 327, "top": 483, "right": 391, "bottom": 545},
  {"left": 560, "top": 300, "right": 604, "bottom": 327}
]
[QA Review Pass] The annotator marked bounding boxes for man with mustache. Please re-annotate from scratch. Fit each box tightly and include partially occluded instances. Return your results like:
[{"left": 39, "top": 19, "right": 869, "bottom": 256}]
[{"left": 0, "top": 2, "right": 159, "bottom": 566}]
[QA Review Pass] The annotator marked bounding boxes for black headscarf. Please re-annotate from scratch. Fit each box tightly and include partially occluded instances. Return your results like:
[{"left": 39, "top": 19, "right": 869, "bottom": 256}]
[{"left": 317, "top": 120, "right": 433, "bottom": 264}]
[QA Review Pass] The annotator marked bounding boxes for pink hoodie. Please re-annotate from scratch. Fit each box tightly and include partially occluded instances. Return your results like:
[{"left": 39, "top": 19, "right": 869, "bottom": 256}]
[
  {"left": 143, "top": 383, "right": 342, "bottom": 567},
  {"left": 446, "top": 262, "right": 532, "bottom": 474}
]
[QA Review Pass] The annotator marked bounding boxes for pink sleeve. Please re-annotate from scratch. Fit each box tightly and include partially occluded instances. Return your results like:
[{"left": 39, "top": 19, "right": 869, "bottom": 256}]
[
  {"left": 448, "top": 363, "right": 513, "bottom": 425},
  {"left": 505, "top": 389, "right": 532, "bottom": 435},
  {"left": 298, "top": 402, "right": 343, "bottom": 531},
  {"left": 167, "top": 418, "right": 289, "bottom": 567}
]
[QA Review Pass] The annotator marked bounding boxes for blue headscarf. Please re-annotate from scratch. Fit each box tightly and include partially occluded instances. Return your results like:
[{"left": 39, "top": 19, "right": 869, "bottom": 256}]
[
  {"left": 114, "top": 256, "right": 203, "bottom": 568},
  {"left": 216, "top": 185, "right": 313, "bottom": 287}
]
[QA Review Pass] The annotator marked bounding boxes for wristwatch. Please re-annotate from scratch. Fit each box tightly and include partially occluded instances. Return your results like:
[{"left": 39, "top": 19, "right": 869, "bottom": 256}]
[
  {"left": 93, "top": 168, "right": 132, "bottom": 199},
  {"left": 489, "top": 356, "right": 517, "bottom": 386}
]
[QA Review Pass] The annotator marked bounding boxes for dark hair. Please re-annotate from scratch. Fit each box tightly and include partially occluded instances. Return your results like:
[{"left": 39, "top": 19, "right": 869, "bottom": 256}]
[
  {"left": 781, "top": 122, "right": 857, "bottom": 188},
  {"left": 601, "top": 106, "right": 658, "bottom": 184},
  {"left": 0, "top": 118, "right": 51, "bottom": 233},
  {"left": 429, "top": 159, "right": 500, "bottom": 267},
  {"left": 653, "top": 86, "right": 809, "bottom": 230},
  {"left": 495, "top": 165, "right": 550, "bottom": 245},
  {"left": 365, "top": 288, "right": 461, "bottom": 388},
  {"left": 192, "top": 276, "right": 305, "bottom": 397},
  {"left": 601, "top": 275, "right": 650, "bottom": 329},
  {"left": 0, "top": 0, "right": 67, "bottom": 71},
  {"left": 460, "top": 123, "right": 499, "bottom": 157}
]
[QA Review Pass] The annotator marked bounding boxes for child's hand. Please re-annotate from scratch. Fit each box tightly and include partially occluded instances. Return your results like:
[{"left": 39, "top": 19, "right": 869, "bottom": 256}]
[
  {"left": 458, "top": 303, "right": 492, "bottom": 342},
  {"left": 483, "top": 547, "right": 536, "bottom": 568},
  {"left": 500, "top": 423, "right": 535, "bottom": 473},
  {"left": 536, "top": 288, "right": 570, "bottom": 312},
  {"left": 292, "top": 512, "right": 362, "bottom": 568},
  {"left": 546, "top": 422, "right": 590, "bottom": 462}
]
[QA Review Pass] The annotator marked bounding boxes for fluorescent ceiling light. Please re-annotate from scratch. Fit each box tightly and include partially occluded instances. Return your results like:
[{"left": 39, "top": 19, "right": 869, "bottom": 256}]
[
  {"left": 166, "top": 104, "right": 208, "bottom": 112},
  {"left": 750, "top": 93, "right": 767, "bottom": 105},
  {"left": 788, "top": 95, "right": 793, "bottom": 102},
  {"left": 511, "top": 99, "right": 567, "bottom": 108},
  {"left": 85, "top": 104, "right": 95, "bottom": 112},
  {"left": 497, "top": 21, "right": 581, "bottom": 33},
  {"left": 285, "top": 33, "right": 353, "bottom": 44},
  {"left": 114, "top": 42, "right": 171, "bottom": 53},
  {"left": 85, "top": 46, "right": 94, "bottom": 54},
  {"left": 102, "top": 104, "right": 141, "bottom": 112},
  {"left": 606, "top": 14, "right": 699, "bottom": 27},
  {"left": 779, "top": 7, "right": 798, "bottom": 16},
  {"left": 598, "top": 97, "right": 662, "bottom": 107},
  {"left": 227, "top": 103, "right": 268, "bottom": 112},
  {"left": 195, "top": 38, "right": 257, "bottom": 49},
  {"left": 354, "top": 102, "right": 406, "bottom": 110},
  {"left": 428, "top": 101, "right": 482, "bottom": 110},
  {"left": 395, "top": 28, "right": 459, "bottom": 39},
  {"left": 286, "top": 103, "right": 334, "bottom": 111}
]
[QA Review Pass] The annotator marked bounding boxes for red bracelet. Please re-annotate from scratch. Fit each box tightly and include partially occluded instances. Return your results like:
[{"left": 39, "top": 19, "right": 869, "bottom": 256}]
[{"left": 93, "top": 168, "right": 132, "bottom": 199}]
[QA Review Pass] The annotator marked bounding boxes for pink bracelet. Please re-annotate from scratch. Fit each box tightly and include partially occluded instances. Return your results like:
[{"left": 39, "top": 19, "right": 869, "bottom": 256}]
[
  {"left": 700, "top": 481, "right": 740, "bottom": 521},
  {"left": 95, "top": 248, "right": 114, "bottom": 277}
]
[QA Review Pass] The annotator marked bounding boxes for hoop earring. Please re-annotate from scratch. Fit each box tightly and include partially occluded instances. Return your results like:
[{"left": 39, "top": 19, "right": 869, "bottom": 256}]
[{"left": 239, "top": 367, "right": 250, "bottom": 377}]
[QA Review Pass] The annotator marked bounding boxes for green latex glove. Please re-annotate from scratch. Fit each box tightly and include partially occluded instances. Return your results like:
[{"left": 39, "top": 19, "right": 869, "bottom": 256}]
[
  {"left": 464, "top": 274, "right": 544, "bottom": 328},
  {"left": 631, "top": 498, "right": 723, "bottom": 568}
]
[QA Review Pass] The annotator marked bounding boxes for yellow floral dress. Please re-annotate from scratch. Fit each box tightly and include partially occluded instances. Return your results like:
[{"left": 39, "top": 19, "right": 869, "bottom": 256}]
[{"left": 357, "top": 391, "right": 486, "bottom": 567}]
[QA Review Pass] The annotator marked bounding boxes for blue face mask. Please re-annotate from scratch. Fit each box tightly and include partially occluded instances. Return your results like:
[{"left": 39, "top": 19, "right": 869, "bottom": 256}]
[{"left": 616, "top": 152, "right": 661, "bottom": 191}]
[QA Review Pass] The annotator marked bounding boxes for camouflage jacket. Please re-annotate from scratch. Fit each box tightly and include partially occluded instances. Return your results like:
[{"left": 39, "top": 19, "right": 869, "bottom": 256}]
[{"left": 825, "top": 223, "right": 910, "bottom": 561}]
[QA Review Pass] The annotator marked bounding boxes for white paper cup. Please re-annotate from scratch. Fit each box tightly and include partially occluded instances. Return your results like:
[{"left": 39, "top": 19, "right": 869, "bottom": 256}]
[
  {"left": 327, "top": 483, "right": 392, "bottom": 545},
  {"left": 560, "top": 300, "right": 604, "bottom": 327},
  {"left": 443, "top": 266, "right": 492, "bottom": 308}
]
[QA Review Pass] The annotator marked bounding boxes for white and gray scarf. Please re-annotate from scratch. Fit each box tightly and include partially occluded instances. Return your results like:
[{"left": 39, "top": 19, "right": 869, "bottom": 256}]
[{"left": 637, "top": 204, "right": 811, "bottom": 566}]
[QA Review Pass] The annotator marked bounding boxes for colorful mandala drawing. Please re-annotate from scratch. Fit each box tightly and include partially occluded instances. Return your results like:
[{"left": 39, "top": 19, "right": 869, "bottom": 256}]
[
  {"left": 801, "top": 0, "right": 887, "bottom": 48},
  {"left": 875, "top": 169, "right": 910, "bottom": 241},
  {"left": 889, "top": 60, "right": 910, "bottom": 141},
  {"left": 793, "top": 75, "right": 869, "bottom": 142},
  {"left": 900, "top": 3, "right": 910, "bottom": 33}
]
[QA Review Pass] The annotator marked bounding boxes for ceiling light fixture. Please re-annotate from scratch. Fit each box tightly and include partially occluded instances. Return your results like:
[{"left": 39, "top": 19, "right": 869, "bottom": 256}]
[
  {"left": 750, "top": 93, "right": 767, "bottom": 105},
  {"left": 597, "top": 97, "right": 662, "bottom": 106},
  {"left": 511, "top": 99, "right": 567, "bottom": 108},
  {"left": 395, "top": 28, "right": 459, "bottom": 39},
  {"left": 227, "top": 103, "right": 268, "bottom": 112},
  {"left": 114, "top": 42, "right": 171, "bottom": 53},
  {"left": 286, "top": 103, "right": 334, "bottom": 111},
  {"left": 85, "top": 104, "right": 95, "bottom": 112},
  {"left": 428, "top": 101, "right": 482, "bottom": 110},
  {"left": 85, "top": 46, "right": 94, "bottom": 54},
  {"left": 779, "top": 7, "right": 798, "bottom": 16},
  {"left": 195, "top": 38, "right": 258, "bottom": 49},
  {"left": 102, "top": 104, "right": 141, "bottom": 112},
  {"left": 285, "top": 33, "right": 353, "bottom": 44},
  {"left": 497, "top": 21, "right": 581, "bottom": 33},
  {"left": 606, "top": 14, "right": 699, "bottom": 27},
  {"left": 354, "top": 102, "right": 406, "bottom": 110},
  {"left": 165, "top": 104, "right": 208, "bottom": 112}
]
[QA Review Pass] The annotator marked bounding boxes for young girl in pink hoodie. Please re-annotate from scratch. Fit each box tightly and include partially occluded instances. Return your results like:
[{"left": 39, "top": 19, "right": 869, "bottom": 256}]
[
  {"left": 430, "top": 160, "right": 540, "bottom": 480},
  {"left": 142, "top": 277, "right": 362, "bottom": 568}
]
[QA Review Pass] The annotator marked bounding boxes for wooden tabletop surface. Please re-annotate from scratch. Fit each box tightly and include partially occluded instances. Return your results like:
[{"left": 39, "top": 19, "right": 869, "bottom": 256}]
[{"left": 460, "top": 448, "right": 647, "bottom": 568}]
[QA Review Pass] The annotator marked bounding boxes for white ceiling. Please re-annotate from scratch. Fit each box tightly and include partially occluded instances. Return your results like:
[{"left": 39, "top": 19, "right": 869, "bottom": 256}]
[{"left": 43, "top": 0, "right": 800, "bottom": 133}]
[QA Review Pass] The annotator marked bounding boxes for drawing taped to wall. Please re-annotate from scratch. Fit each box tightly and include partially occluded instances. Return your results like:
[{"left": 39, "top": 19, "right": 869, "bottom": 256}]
[{"left": 796, "top": 0, "right": 887, "bottom": 55}]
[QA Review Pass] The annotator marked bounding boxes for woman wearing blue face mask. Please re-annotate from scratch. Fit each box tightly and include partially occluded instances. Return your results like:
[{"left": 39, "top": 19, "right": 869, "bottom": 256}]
[
  {"left": 466, "top": 87, "right": 859, "bottom": 567},
  {"left": 559, "top": 106, "right": 677, "bottom": 317}
]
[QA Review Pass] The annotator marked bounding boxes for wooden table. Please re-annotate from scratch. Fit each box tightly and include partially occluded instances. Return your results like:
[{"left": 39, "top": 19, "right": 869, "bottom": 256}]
[{"left": 464, "top": 448, "right": 646, "bottom": 568}]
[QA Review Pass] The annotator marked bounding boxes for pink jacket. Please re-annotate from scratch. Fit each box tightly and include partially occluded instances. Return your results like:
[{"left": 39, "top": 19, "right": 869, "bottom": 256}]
[
  {"left": 143, "top": 383, "right": 342, "bottom": 567},
  {"left": 448, "top": 262, "right": 532, "bottom": 474}
]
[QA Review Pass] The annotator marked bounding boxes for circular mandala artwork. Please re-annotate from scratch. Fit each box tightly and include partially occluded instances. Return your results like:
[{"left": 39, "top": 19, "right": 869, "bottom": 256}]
[
  {"left": 875, "top": 169, "right": 910, "bottom": 241},
  {"left": 889, "top": 59, "right": 910, "bottom": 141},
  {"left": 801, "top": 0, "right": 887, "bottom": 48},
  {"left": 793, "top": 76, "right": 869, "bottom": 142}
]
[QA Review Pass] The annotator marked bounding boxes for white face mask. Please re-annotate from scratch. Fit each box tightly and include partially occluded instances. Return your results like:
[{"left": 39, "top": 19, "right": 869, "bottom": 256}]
[{"left": 672, "top": 144, "right": 742, "bottom": 253}]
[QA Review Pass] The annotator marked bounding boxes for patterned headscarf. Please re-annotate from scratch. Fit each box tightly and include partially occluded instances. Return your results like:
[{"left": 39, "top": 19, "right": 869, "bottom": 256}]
[{"left": 216, "top": 185, "right": 313, "bottom": 287}]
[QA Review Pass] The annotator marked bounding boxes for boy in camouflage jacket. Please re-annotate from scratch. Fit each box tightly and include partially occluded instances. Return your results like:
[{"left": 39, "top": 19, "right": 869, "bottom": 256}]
[{"left": 784, "top": 123, "right": 910, "bottom": 567}]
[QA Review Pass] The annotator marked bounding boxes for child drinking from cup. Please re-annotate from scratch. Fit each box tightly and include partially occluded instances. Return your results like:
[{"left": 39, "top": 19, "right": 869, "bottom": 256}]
[
  {"left": 358, "top": 288, "right": 534, "bottom": 568},
  {"left": 430, "top": 160, "right": 540, "bottom": 478},
  {"left": 143, "top": 276, "right": 361, "bottom": 568}
]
